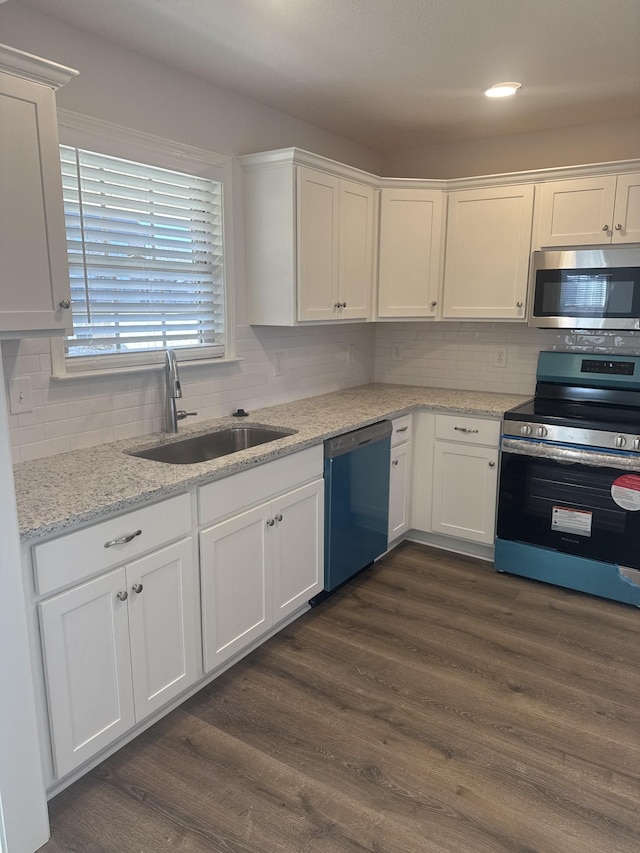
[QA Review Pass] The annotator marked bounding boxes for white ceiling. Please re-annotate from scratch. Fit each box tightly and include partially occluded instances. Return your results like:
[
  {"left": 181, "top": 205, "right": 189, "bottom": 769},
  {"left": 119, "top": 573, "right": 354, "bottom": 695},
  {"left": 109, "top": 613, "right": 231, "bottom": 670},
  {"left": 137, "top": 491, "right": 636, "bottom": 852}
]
[{"left": 19, "top": 0, "right": 640, "bottom": 152}]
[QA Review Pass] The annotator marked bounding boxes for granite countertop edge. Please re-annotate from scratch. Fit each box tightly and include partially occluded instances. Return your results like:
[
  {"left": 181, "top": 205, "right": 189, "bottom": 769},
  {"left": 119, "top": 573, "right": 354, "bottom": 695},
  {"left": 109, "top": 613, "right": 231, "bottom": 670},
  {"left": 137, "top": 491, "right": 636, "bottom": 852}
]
[{"left": 14, "top": 383, "right": 529, "bottom": 544}]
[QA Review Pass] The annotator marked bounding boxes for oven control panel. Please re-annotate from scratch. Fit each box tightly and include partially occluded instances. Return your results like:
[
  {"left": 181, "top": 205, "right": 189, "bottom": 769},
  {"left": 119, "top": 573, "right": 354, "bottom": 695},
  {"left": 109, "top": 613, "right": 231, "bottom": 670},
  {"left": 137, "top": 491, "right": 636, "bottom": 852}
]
[
  {"left": 581, "top": 359, "right": 635, "bottom": 376},
  {"left": 503, "top": 420, "right": 640, "bottom": 453}
]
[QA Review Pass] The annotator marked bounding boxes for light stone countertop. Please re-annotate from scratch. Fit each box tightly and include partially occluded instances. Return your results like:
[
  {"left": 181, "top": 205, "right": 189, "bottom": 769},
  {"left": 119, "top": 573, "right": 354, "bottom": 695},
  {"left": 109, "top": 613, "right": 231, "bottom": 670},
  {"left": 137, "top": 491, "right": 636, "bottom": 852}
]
[{"left": 14, "top": 383, "right": 529, "bottom": 544}]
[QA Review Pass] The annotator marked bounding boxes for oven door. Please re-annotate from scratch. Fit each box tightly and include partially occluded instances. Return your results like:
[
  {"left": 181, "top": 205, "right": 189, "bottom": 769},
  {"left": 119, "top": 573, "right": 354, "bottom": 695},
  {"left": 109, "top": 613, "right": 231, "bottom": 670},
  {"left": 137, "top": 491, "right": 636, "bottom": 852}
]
[{"left": 497, "top": 439, "right": 640, "bottom": 569}]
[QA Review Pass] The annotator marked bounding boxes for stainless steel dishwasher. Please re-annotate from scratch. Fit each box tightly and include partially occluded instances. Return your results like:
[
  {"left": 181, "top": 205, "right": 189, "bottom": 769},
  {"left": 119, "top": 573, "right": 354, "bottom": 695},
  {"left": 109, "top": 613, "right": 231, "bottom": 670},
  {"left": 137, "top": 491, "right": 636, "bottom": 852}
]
[{"left": 322, "top": 420, "right": 392, "bottom": 593}]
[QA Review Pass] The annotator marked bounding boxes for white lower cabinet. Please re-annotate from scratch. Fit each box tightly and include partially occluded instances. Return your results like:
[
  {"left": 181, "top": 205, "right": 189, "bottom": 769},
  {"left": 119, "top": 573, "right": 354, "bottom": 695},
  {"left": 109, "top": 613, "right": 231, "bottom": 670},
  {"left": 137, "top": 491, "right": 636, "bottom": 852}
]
[
  {"left": 38, "top": 536, "right": 198, "bottom": 779},
  {"left": 198, "top": 446, "right": 324, "bottom": 674},
  {"left": 431, "top": 415, "right": 500, "bottom": 545},
  {"left": 388, "top": 415, "right": 413, "bottom": 541},
  {"left": 200, "top": 478, "right": 323, "bottom": 672}
]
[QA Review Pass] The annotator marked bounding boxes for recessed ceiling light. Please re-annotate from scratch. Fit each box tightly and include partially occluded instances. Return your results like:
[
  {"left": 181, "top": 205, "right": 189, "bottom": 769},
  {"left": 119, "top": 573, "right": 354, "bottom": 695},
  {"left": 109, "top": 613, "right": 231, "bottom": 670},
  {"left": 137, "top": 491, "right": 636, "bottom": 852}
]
[{"left": 484, "top": 82, "right": 522, "bottom": 98}]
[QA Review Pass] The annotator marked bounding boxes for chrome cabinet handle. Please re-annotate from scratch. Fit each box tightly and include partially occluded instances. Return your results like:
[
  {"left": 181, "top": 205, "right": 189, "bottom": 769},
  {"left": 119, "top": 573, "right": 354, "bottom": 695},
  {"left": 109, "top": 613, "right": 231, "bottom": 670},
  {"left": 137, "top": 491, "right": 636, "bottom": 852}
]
[
  {"left": 396, "top": 426, "right": 408, "bottom": 433},
  {"left": 392, "top": 459, "right": 399, "bottom": 466},
  {"left": 116, "top": 590, "right": 128, "bottom": 601},
  {"left": 615, "top": 224, "right": 623, "bottom": 231},
  {"left": 489, "top": 461, "right": 496, "bottom": 468},
  {"left": 104, "top": 529, "right": 142, "bottom": 548},
  {"left": 274, "top": 513, "right": 283, "bottom": 522},
  {"left": 131, "top": 583, "right": 144, "bottom": 594},
  {"left": 454, "top": 427, "right": 479, "bottom": 434},
  {"left": 430, "top": 301, "right": 437, "bottom": 308},
  {"left": 59, "top": 298, "right": 71, "bottom": 310},
  {"left": 516, "top": 301, "right": 523, "bottom": 307},
  {"left": 602, "top": 224, "right": 610, "bottom": 231},
  {"left": 266, "top": 518, "right": 275, "bottom": 527}
]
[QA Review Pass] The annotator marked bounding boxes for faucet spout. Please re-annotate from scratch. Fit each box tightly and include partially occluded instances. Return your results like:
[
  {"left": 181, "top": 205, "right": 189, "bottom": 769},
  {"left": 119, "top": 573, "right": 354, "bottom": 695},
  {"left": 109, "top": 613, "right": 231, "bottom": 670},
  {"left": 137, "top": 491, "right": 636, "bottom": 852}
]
[{"left": 165, "top": 349, "right": 182, "bottom": 401}]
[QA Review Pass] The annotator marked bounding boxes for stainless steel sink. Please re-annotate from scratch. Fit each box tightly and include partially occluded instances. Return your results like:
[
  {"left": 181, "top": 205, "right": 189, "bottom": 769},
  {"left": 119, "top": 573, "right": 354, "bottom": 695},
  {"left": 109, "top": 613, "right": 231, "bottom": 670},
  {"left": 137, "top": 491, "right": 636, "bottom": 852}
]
[{"left": 130, "top": 426, "right": 296, "bottom": 464}]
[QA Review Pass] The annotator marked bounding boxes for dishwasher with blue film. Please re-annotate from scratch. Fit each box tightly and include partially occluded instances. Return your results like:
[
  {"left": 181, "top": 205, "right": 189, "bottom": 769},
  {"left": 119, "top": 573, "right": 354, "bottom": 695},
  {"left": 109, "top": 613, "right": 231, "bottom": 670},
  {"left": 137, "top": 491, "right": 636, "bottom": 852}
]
[{"left": 322, "top": 420, "right": 392, "bottom": 593}]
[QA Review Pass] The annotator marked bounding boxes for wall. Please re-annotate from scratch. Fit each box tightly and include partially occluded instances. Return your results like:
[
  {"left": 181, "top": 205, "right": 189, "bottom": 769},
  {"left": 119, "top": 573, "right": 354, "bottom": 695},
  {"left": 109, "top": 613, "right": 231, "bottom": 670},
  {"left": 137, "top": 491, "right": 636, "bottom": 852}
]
[
  {"left": 375, "top": 323, "right": 640, "bottom": 395},
  {"left": 381, "top": 115, "right": 640, "bottom": 179},
  {"left": 0, "top": 2, "right": 380, "bottom": 463}
]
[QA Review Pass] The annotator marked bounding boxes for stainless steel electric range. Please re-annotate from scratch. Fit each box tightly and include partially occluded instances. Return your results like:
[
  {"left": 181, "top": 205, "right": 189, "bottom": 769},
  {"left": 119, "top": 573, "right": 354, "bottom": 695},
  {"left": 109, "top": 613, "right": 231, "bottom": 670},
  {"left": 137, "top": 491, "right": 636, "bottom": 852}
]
[{"left": 495, "top": 350, "right": 640, "bottom": 606}]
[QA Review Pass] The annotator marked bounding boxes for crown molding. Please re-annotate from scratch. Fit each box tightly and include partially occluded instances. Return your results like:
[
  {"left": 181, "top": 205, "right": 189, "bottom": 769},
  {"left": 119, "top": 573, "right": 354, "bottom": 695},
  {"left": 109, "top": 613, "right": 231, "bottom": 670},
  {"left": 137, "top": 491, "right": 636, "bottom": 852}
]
[
  {"left": 0, "top": 43, "right": 78, "bottom": 90},
  {"left": 240, "top": 146, "right": 640, "bottom": 192}
]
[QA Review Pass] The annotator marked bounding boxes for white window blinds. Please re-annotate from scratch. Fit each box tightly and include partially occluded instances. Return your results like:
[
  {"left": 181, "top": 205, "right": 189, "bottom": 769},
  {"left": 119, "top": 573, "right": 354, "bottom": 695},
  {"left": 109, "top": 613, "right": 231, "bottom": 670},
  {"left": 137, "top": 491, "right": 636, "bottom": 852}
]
[{"left": 60, "top": 145, "right": 225, "bottom": 360}]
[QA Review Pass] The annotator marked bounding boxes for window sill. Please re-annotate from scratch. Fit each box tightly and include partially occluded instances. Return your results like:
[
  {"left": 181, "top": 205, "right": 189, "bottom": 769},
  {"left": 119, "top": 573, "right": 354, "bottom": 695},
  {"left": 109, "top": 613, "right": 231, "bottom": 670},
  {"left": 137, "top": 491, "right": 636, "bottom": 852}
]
[{"left": 51, "top": 356, "right": 243, "bottom": 381}]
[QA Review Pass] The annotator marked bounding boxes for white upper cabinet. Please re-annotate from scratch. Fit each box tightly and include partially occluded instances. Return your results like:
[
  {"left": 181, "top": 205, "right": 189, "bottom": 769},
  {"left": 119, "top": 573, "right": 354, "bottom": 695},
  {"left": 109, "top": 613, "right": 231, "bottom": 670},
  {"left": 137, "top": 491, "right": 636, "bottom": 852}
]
[
  {"left": 0, "top": 45, "right": 78, "bottom": 337},
  {"left": 337, "top": 179, "right": 375, "bottom": 320},
  {"left": 377, "top": 188, "right": 444, "bottom": 318},
  {"left": 241, "top": 151, "right": 375, "bottom": 325},
  {"left": 442, "top": 184, "right": 534, "bottom": 320},
  {"left": 536, "top": 174, "right": 640, "bottom": 247}
]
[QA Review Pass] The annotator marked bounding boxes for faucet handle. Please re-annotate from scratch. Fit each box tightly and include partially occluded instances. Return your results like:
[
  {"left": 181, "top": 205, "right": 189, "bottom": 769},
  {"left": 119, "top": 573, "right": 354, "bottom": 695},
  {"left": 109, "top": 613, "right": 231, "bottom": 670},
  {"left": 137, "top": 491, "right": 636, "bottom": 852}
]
[{"left": 176, "top": 410, "right": 197, "bottom": 421}]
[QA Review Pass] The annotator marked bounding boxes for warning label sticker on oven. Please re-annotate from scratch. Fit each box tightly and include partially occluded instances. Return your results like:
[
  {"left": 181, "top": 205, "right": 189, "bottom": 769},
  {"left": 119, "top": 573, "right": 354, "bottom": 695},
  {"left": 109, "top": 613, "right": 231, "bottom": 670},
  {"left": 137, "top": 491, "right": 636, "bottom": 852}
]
[
  {"left": 611, "top": 474, "right": 640, "bottom": 511},
  {"left": 551, "top": 506, "right": 592, "bottom": 537}
]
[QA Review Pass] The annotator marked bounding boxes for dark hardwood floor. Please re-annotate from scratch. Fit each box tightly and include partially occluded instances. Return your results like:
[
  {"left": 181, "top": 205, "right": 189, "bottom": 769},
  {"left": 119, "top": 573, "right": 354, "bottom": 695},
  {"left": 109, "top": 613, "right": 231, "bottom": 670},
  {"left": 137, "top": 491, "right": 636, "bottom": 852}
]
[{"left": 40, "top": 542, "right": 640, "bottom": 852}]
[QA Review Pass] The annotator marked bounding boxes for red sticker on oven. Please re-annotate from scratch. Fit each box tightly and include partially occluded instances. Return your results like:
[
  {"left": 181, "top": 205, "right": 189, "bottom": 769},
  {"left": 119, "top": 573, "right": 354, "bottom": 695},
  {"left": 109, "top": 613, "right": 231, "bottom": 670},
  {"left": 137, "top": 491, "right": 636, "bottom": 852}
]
[{"left": 611, "top": 474, "right": 640, "bottom": 511}]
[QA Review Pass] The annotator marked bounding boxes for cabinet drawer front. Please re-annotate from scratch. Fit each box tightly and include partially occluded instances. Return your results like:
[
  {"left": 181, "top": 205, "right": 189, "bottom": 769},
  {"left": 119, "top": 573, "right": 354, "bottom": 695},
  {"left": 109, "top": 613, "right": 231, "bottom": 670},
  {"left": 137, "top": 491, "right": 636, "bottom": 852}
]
[
  {"left": 198, "top": 445, "right": 323, "bottom": 525},
  {"left": 434, "top": 414, "right": 500, "bottom": 447},
  {"left": 33, "top": 493, "right": 192, "bottom": 596},
  {"left": 391, "top": 414, "right": 412, "bottom": 447}
]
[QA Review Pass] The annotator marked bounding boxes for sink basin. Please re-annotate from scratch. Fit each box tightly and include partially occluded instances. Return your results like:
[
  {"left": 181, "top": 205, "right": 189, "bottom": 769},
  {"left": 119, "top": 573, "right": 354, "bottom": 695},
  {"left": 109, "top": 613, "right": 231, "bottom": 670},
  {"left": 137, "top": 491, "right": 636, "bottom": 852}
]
[{"left": 130, "top": 426, "right": 296, "bottom": 465}]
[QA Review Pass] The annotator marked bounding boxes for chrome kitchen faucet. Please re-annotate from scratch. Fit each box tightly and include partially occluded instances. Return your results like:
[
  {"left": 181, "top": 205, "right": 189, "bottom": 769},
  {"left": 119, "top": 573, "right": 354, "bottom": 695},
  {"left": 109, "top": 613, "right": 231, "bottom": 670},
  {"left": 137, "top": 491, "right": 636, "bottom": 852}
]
[{"left": 164, "top": 349, "right": 197, "bottom": 433}]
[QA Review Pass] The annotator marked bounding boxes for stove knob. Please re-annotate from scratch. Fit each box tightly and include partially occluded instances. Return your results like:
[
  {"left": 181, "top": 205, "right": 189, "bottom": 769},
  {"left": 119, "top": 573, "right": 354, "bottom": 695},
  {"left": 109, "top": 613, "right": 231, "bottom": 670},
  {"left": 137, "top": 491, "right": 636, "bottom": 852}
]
[
  {"left": 536, "top": 426, "right": 548, "bottom": 438},
  {"left": 520, "top": 424, "right": 532, "bottom": 436},
  {"left": 614, "top": 435, "right": 627, "bottom": 448},
  {"left": 634, "top": 438, "right": 640, "bottom": 451}
]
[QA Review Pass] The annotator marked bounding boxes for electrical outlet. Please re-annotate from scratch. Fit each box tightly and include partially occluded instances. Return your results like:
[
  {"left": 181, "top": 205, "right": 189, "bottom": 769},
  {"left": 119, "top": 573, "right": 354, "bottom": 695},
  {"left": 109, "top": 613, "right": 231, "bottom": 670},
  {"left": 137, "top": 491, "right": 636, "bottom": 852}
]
[
  {"left": 273, "top": 351, "right": 284, "bottom": 377},
  {"left": 346, "top": 343, "right": 355, "bottom": 364},
  {"left": 493, "top": 346, "right": 508, "bottom": 368},
  {"left": 391, "top": 342, "right": 403, "bottom": 361},
  {"left": 9, "top": 376, "right": 33, "bottom": 413}
]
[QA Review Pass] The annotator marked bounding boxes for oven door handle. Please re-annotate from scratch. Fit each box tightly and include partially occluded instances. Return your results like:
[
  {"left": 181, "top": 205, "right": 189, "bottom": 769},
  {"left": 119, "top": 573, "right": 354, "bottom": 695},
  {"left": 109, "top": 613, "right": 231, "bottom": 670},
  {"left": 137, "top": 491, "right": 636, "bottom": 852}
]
[{"left": 502, "top": 437, "right": 640, "bottom": 472}]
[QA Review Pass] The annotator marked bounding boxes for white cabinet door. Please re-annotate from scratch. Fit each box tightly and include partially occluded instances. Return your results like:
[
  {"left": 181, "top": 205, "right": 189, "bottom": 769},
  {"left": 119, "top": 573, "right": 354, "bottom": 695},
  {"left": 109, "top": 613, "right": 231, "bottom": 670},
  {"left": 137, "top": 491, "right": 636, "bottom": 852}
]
[
  {"left": 378, "top": 189, "right": 444, "bottom": 318},
  {"left": 442, "top": 185, "right": 533, "bottom": 320},
  {"left": 297, "top": 166, "right": 340, "bottom": 321},
  {"left": 431, "top": 442, "right": 499, "bottom": 544},
  {"left": 38, "top": 569, "right": 135, "bottom": 779},
  {"left": 200, "top": 503, "right": 271, "bottom": 672},
  {"left": 536, "top": 177, "right": 617, "bottom": 247},
  {"left": 272, "top": 479, "right": 324, "bottom": 623},
  {"left": 389, "top": 441, "right": 412, "bottom": 540},
  {"left": 127, "top": 538, "right": 199, "bottom": 721},
  {"left": 612, "top": 173, "right": 640, "bottom": 243},
  {"left": 338, "top": 179, "right": 374, "bottom": 319},
  {"left": 0, "top": 71, "right": 72, "bottom": 335}
]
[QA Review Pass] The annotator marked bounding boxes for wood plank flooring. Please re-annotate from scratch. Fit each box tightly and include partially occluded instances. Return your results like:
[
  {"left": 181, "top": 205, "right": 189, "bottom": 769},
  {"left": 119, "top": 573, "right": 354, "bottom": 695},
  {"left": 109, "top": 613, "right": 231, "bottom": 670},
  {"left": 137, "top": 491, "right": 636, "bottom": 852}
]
[{"left": 40, "top": 542, "right": 640, "bottom": 853}]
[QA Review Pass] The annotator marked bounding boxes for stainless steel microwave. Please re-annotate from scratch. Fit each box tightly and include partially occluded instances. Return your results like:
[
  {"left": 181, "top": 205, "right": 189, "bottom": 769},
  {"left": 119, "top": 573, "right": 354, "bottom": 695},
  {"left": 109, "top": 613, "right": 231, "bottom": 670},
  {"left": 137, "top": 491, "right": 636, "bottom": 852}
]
[{"left": 528, "top": 248, "right": 640, "bottom": 330}]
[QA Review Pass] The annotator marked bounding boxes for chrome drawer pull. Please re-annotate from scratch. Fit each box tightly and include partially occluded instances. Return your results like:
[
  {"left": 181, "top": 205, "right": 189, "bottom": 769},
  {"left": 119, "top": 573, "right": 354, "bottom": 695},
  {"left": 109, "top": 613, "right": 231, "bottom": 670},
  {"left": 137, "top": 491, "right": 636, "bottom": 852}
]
[
  {"left": 454, "top": 427, "right": 479, "bottom": 433},
  {"left": 131, "top": 583, "right": 144, "bottom": 594},
  {"left": 116, "top": 590, "right": 128, "bottom": 601},
  {"left": 396, "top": 426, "right": 408, "bottom": 433},
  {"left": 104, "top": 529, "right": 142, "bottom": 548}
]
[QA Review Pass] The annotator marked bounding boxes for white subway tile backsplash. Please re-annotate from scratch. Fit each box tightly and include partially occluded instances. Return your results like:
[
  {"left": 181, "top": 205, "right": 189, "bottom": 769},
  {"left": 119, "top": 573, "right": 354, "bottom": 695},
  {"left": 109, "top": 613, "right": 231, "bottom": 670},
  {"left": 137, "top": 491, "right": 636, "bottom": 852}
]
[
  {"left": 12, "top": 316, "right": 636, "bottom": 464},
  {"left": 6, "top": 324, "right": 375, "bottom": 461}
]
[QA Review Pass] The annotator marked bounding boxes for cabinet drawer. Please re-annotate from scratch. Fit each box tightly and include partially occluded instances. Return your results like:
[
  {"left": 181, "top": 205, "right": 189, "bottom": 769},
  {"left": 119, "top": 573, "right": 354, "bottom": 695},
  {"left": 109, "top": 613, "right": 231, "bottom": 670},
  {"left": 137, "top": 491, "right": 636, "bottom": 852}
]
[
  {"left": 198, "top": 445, "right": 323, "bottom": 526},
  {"left": 33, "top": 493, "right": 192, "bottom": 596},
  {"left": 434, "top": 414, "right": 500, "bottom": 447},
  {"left": 391, "top": 414, "right": 412, "bottom": 447}
]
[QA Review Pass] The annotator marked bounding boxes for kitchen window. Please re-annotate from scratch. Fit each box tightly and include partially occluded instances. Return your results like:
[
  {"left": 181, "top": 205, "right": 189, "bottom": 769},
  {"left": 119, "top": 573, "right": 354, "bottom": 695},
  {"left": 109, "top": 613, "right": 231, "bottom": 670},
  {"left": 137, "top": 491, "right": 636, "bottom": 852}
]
[{"left": 51, "top": 113, "right": 233, "bottom": 376}]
